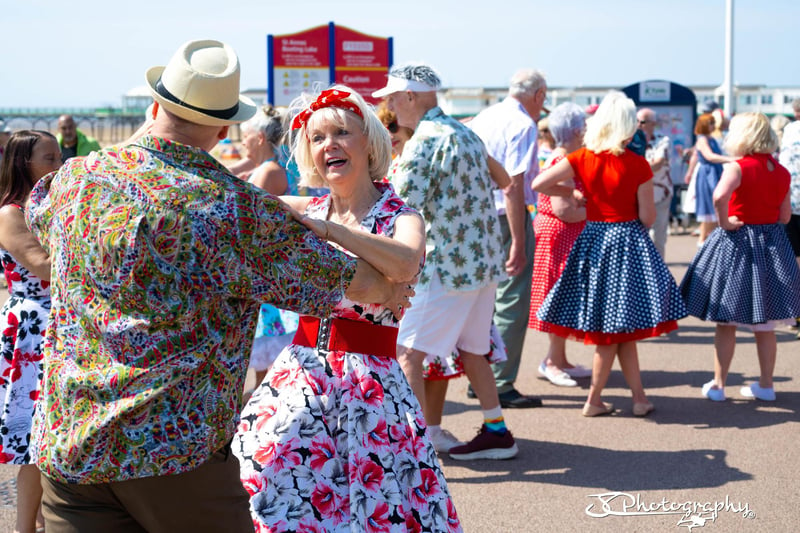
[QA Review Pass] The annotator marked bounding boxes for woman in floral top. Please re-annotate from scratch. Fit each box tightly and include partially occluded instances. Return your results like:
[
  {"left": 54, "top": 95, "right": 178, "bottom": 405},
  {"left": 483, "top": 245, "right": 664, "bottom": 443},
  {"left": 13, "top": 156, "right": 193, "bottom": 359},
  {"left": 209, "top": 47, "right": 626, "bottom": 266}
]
[
  {"left": 0, "top": 130, "right": 61, "bottom": 533},
  {"left": 233, "top": 87, "right": 462, "bottom": 532}
]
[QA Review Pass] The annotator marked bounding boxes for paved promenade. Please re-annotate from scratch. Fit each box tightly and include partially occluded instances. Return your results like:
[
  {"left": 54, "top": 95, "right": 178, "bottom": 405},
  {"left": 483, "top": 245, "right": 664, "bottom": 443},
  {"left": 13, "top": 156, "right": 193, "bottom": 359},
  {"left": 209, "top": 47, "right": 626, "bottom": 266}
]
[{"left": 2, "top": 231, "right": 798, "bottom": 532}]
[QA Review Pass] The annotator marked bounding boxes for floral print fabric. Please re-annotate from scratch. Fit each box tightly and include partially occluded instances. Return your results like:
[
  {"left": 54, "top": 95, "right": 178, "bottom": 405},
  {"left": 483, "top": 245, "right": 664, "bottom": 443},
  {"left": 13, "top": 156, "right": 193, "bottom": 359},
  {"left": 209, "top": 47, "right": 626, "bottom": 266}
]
[
  {"left": 0, "top": 246, "right": 50, "bottom": 464},
  {"left": 234, "top": 183, "right": 462, "bottom": 532},
  {"left": 25, "top": 135, "right": 356, "bottom": 484},
  {"left": 391, "top": 107, "right": 505, "bottom": 291}
]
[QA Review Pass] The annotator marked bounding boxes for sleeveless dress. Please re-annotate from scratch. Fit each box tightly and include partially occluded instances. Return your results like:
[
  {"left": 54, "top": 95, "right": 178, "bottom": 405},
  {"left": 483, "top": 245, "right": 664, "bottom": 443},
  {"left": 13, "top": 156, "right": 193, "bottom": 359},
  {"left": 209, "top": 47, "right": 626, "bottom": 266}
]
[
  {"left": 695, "top": 136, "right": 724, "bottom": 221},
  {"left": 536, "top": 148, "right": 687, "bottom": 345},
  {"left": 233, "top": 183, "right": 462, "bottom": 533},
  {"left": 681, "top": 154, "right": 800, "bottom": 327},
  {"left": 0, "top": 207, "right": 51, "bottom": 464},
  {"left": 529, "top": 154, "right": 586, "bottom": 335}
]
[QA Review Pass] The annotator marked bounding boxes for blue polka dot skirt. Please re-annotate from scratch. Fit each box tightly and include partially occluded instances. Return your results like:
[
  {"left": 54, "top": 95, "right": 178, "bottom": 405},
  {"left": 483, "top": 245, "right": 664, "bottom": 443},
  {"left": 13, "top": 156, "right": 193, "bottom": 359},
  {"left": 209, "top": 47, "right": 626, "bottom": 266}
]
[
  {"left": 537, "top": 220, "right": 688, "bottom": 345},
  {"left": 681, "top": 224, "right": 800, "bottom": 324}
]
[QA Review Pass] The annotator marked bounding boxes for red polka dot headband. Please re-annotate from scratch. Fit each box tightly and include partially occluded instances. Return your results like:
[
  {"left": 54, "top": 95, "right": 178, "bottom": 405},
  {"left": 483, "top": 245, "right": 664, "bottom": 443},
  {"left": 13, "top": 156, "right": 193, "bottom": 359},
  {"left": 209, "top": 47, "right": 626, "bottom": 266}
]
[{"left": 291, "top": 89, "right": 364, "bottom": 130}]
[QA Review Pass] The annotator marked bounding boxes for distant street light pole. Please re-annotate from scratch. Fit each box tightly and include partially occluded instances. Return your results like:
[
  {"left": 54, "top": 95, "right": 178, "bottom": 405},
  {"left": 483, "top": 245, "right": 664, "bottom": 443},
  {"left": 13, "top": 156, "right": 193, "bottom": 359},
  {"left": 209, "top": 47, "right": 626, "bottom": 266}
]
[{"left": 723, "top": 0, "right": 734, "bottom": 116}]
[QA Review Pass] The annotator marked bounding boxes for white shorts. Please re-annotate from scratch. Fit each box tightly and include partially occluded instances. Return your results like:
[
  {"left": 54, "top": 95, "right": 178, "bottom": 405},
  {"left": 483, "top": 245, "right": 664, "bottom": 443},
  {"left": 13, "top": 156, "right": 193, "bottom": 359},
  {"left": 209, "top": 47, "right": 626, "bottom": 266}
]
[{"left": 397, "top": 272, "right": 497, "bottom": 356}]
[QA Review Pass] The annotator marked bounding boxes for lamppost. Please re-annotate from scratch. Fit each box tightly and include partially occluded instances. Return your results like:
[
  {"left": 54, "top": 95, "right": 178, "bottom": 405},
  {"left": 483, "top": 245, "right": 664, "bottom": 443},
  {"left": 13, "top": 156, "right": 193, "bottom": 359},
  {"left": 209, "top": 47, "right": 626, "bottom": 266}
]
[{"left": 722, "top": 0, "right": 734, "bottom": 116}]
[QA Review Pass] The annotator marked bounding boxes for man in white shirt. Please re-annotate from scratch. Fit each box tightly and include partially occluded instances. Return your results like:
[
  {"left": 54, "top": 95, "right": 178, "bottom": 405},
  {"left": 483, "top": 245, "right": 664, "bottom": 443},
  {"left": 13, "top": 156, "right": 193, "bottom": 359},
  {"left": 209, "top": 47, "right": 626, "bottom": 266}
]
[
  {"left": 468, "top": 69, "right": 546, "bottom": 408},
  {"left": 637, "top": 107, "right": 673, "bottom": 258}
]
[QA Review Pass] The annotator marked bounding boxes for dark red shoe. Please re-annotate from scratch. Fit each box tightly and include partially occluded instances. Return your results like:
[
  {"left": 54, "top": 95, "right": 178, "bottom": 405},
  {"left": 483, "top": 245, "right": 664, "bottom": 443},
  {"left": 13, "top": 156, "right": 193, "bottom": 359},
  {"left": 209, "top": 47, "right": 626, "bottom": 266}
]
[{"left": 448, "top": 425, "right": 518, "bottom": 460}]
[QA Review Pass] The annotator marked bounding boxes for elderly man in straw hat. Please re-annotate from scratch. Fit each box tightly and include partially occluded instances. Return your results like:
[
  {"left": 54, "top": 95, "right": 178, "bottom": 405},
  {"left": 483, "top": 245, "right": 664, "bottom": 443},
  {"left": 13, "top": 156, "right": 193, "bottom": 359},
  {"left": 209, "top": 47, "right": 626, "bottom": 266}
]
[{"left": 26, "top": 39, "right": 413, "bottom": 532}]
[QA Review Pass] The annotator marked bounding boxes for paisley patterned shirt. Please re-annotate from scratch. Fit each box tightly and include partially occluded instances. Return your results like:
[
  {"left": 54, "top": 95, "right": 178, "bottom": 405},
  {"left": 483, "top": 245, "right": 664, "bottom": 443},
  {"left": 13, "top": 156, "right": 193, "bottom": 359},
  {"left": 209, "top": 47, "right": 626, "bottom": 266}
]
[
  {"left": 25, "top": 135, "right": 356, "bottom": 484},
  {"left": 391, "top": 107, "right": 505, "bottom": 291}
]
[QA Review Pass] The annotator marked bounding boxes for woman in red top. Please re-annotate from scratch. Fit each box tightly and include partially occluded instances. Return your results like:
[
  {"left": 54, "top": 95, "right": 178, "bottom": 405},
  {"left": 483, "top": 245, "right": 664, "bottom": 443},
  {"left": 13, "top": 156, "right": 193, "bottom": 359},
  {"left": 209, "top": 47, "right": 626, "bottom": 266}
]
[
  {"left": 532, "top": 91, "right": 687, "bottom": 418},
  {"left": 681, "top": 112, "right": 800, "bottom": 403}
]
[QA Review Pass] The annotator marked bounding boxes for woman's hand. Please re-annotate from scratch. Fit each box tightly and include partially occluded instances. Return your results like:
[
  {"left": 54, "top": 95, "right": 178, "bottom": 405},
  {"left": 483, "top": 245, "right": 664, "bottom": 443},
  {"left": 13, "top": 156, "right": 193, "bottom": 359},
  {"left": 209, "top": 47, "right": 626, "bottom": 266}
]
[
  {"left": 277, "top": 198, "right": 331, "bottom": 240},
  {"left": 298, "top": 216, "right": 330, "bottom": 241},
  {"left": 385, "top": 278, "right": 417, "bottom": 320},
  {"left": 720, "top": 215, "right": 744, "bottom": 231},
  {"left": 572, "top": 188, "right": 586, "bottom": 207}
]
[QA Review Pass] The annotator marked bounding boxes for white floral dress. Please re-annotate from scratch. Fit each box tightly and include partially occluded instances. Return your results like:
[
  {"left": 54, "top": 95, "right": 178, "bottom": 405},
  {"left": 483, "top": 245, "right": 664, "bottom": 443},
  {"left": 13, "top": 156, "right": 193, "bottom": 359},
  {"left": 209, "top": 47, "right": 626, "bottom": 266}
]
[
  {"left": 0, "top": 230, "right": 50, "bottom": 464},
  {"left": 233, "top": 183, "right": 462, "bottom": 533}
]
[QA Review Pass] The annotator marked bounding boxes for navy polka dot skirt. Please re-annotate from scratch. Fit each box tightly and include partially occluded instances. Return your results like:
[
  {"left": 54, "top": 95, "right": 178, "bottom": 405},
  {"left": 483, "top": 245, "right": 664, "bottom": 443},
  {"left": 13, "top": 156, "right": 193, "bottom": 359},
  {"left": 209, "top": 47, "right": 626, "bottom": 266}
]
[
  {"left": 537, "top": 220, "right": 688, "bottom": 345},
  {"left": 681, "top": 224, "right": 800, "bottom": 324}
]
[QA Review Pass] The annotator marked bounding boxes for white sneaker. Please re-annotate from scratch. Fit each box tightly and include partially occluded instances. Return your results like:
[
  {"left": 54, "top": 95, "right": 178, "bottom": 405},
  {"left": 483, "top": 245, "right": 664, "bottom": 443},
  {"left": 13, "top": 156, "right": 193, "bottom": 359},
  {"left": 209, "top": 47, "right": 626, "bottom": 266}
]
[
  {"left": 701, "top": 380, "right": 726, "bottom": 402},
  {"left": 740, "top": 383, "right": 776, "bottom": 401},
  {"left": 428, "top": 427, "right": 465, "bottom": 453}
]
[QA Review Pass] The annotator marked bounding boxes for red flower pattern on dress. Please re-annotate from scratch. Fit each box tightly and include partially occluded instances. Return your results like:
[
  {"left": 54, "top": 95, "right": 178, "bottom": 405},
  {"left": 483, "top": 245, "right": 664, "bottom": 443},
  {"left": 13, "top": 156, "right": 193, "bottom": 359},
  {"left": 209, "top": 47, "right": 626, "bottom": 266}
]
[
  {"left": 296, "top": 518, "right": 327, "bottom": 533},
  {"left": 310, "top": 481, "right": 340, "bottom": 519},
  {"left": 326, "top": 349, "right": 344, "bottom": 377},
  {"left": 252, "top": 399, "right": 279, "bottom": 433},
  {"left": 269, "top": 364, "right": 302, "bottom": 389},
  {"left": 0, "top": 445, "right": 15, "bottom": 463},
  {"left": 410, "top": 468, "right": 441, "bottom": 507},
  {"left": 364, "top": 418, "right": 389, "bottom": 451},
  {"left": 365, "top": 501, "right": 392, "bottom": 533},
  {"left": 309, "top": 435, "right": 337, "bottom": 471},
  {"left": 355, "top": 374, "right": 385, "bottom": 407},
  {"left": 3, "top": 348, "right": 44, "bottom": 383},
  {"left": 353, "top": 453, "right": 384, "bottom": 492},
  {"left": 240, "top": 471, "right": 267, "bottom": 497},
  {"left": 405, "top": 513, "right": 423, "bottom": 533}
]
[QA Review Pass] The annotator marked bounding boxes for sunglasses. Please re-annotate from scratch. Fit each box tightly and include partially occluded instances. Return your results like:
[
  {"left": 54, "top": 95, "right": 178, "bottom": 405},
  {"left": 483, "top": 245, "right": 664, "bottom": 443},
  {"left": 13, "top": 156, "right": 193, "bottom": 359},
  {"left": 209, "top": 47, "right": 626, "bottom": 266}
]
[
  {"left": 386, "top": 121, "right": 399, "bottom": 133},
  {"left": 638, "top": 120, "right": 649, "bottom": 125}
]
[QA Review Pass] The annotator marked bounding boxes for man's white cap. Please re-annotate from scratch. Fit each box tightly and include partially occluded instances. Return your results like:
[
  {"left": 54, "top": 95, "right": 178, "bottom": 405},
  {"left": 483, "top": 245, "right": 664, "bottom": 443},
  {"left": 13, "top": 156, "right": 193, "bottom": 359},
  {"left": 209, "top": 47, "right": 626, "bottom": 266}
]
[{"left": 372, "top": 76, "right": 438, "bottom": 98}]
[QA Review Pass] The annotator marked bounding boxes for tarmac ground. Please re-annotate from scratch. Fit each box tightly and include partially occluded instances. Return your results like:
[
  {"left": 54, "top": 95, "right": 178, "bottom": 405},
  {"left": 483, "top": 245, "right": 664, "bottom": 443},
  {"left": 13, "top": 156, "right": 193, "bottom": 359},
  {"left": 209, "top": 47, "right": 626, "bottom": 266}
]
[{"left": 2, "top": 230, "right": 799, "bottom": 532}]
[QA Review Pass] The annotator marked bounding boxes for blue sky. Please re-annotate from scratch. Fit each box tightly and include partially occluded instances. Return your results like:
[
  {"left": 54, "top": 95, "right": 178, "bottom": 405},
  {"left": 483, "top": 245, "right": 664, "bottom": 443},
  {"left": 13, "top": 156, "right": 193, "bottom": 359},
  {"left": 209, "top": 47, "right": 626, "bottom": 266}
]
[{"left": 3, "top": 0, "right": 796, "bottom": 108}]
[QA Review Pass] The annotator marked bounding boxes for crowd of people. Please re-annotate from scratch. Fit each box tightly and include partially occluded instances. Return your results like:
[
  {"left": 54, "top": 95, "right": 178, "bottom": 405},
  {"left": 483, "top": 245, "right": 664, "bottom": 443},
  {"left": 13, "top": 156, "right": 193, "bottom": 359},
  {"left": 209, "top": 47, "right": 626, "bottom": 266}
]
[{"left": 0, "top": 39, "right": 799, "bottom": 532}]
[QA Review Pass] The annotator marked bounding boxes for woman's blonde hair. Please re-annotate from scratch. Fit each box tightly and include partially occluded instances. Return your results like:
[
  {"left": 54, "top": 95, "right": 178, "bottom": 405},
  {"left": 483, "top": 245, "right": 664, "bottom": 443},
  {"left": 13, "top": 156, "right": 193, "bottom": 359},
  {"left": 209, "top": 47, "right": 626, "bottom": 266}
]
[
  {"left": 583, "top": 91, "right": 637, "bottom": 156},
  {"left": 723, "top": 112, "right": 778, "bottom": 157},
  {"left": 291, "top": 85, "right": 391, "bottom": 188}
]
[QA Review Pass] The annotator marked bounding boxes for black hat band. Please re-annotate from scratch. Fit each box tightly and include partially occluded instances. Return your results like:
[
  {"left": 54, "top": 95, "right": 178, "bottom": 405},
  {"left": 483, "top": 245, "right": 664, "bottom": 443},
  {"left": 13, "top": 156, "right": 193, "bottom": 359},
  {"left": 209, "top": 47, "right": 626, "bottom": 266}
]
[{"left": 155, "top": 78, "right": 239, "bottom": 120}]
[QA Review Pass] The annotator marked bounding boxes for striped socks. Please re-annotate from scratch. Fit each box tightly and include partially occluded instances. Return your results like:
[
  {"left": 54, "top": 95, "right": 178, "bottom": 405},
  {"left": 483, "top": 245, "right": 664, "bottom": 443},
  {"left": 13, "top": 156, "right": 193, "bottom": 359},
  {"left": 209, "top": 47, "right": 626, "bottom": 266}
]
[{"left": 483, "top": 406, "right": 507, "bottom": 435}]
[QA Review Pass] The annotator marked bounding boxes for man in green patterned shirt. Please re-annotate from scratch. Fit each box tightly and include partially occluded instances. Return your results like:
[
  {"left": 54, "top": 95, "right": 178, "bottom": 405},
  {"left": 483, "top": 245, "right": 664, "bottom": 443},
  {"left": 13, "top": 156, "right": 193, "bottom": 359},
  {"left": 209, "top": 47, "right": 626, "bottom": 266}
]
[{"left": 375, "top": 63, "right": 519, "bottom": 461}]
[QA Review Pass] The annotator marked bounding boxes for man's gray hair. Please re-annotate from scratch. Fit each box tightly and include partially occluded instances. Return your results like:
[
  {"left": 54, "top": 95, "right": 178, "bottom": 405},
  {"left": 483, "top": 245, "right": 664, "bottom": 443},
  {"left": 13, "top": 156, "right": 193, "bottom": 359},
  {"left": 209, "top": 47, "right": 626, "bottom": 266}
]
[
  {"left": 548, "top": 102, "right": 586, "bottom": 147},
  {"left": 792, "top": 98, "right": 800, "bottom": 114},
  {"left": 509, "top": 69, "right": 546, "bottom": 98},
  {"left": 388, "top": 63, "right": 442, "bottom": 90}
]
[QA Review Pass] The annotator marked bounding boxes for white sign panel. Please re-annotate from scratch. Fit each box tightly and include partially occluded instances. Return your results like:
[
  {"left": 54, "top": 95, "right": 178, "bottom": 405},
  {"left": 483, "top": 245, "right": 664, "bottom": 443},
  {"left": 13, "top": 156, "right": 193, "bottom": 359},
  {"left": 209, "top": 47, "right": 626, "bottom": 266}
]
[
  {"left": 273, "top": 68, "right": 330, "bottom": 107},
  {"left": 640, "top": 81, "right": 671, "bottom": 102}
]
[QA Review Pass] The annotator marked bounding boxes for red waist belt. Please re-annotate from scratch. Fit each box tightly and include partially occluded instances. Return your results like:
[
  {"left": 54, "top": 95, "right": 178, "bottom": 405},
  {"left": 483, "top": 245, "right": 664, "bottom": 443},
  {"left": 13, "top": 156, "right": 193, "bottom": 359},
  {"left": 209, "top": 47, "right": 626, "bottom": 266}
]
[{"left": 293, "top": 316, "right": 398, "bottom": 358}]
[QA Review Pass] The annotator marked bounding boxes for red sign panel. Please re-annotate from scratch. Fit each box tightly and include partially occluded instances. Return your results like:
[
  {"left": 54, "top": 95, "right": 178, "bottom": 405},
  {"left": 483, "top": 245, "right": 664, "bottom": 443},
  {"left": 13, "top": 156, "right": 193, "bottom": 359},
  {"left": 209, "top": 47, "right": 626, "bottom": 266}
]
[
  {"left": 272, "top": 24, "right": 329, "bottom": 68},
  {"left": 271, "top": 25, "right": 330, "bottom": 106},
  {"left": 333, "top": 26, "right": 390, "bottom": 104}
]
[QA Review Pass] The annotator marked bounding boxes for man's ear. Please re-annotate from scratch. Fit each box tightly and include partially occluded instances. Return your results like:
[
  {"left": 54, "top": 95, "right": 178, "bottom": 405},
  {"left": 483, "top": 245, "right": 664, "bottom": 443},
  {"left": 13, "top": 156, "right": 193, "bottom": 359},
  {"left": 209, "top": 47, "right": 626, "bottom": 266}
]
[{"left": 218, "top": 126, "right": 230, "bottom": 140}]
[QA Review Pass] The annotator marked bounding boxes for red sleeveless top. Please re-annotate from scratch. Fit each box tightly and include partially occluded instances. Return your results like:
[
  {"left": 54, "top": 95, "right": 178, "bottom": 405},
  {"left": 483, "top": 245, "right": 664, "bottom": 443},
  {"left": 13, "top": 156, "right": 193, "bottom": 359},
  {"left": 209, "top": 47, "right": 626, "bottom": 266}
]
[{"left": 729, "top": 154, "right": 790, "bottom": 224}]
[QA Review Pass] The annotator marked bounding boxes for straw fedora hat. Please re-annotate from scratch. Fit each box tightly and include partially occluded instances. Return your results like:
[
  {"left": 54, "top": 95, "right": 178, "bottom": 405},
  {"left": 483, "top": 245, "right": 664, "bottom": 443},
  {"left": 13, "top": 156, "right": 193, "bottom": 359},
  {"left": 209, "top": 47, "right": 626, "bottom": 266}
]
[{"left": 146, "top": 39, "right": 256, "bottom": 126}]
